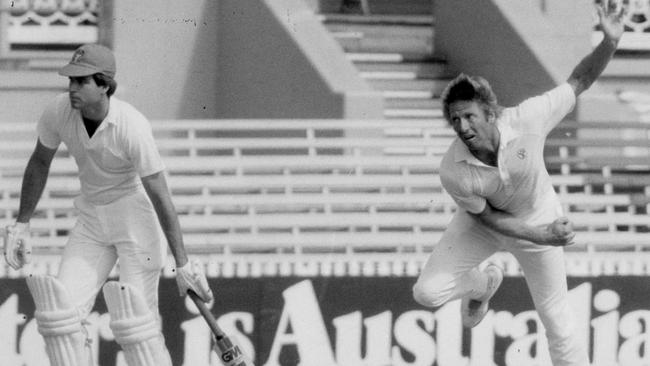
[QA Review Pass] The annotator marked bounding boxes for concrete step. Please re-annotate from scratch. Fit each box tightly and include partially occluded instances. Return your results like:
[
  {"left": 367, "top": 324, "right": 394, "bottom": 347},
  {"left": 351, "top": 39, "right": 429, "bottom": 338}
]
[
  {"left": 321, "top": 14, "right": 434, "bottom": 25},
  {"left": 576, "top": 87, "right": 642, "bottom": 123},
  {"left": 368, "top": 78, "right": 448, "bottom": 94},
  {"left": 595, "top": 78, "right": 650, "bottom": 95},
  {"left": 0, "top": 57, "right": 30, "bottom": 70},
  {"left": 346, "top": 52, "right": 438, "bottom": 63},
  {"left": 354, "top": 61, "right": 452, "bottom": 78},
  {"left": 604, "top": 57, "right": 650, "bottom": 78},
  {"left": 385, "top": 97, "right": 442, "bottom": 109},
  {"left": 384, "top": 108, "right": 443, "bottom": 119},
  {"left": 326, "top": 22, "right": 433, "bottom": 39},
  {"left": 26, "top": 57, "right": 69, "bottom": 71},
  {"left": 334, "top": 32, "right": 432, "bottom": 54},
  {"left": 596, "top": 56, "right": 650, "bottom": 94},
  {"left": 593, "top": 31, "right": 650, "bottom": 52},
  {"left": 0, "top": 52, "right": 69, "bottom": 72},
  {"left": 320, "top": 0, "right": 433, "bottom": 15},
  {"left": 383, "top": 90, "right": 435, "bottom": 99}
]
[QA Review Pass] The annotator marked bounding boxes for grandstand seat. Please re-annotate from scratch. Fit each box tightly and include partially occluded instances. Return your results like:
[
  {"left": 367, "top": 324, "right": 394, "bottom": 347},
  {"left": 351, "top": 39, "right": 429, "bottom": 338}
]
[{"left": 0, "top": 119, "right": 648, "bottom": 259}]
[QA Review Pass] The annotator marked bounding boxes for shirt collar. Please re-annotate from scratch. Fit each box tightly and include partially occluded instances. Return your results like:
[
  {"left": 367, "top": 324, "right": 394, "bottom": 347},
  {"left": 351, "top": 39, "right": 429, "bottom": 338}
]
[
  {"left": 453, "top": 113, "right": 516, "bottom": 166},
  {"left": 75, "top": 98, "right": 118, "bottom": 126},
  {"left": 102, "top": 98, "right": 118, "bottom": 126}
]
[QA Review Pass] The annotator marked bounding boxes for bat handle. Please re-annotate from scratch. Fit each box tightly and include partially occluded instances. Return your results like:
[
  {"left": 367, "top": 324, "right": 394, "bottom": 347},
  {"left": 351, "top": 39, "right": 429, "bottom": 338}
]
[{"left": 187, "top": 290, "right": 225, "bottom": 340}]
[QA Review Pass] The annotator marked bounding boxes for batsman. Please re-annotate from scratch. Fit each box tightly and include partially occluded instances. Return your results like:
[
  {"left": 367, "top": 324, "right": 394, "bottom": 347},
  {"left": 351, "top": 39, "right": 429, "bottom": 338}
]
[{"left": 3, "top": 44, "right": 213, "bottom": 365}]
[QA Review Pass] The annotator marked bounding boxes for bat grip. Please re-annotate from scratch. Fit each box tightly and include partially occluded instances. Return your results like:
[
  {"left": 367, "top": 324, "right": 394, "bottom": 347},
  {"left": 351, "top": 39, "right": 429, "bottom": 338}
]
[{"left": 187, "top": 290, "right": 225, "bottom": 340}]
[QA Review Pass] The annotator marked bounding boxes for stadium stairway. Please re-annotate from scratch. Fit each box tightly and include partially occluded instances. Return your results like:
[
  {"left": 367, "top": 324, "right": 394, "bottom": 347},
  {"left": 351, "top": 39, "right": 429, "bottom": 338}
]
[{"left": 318, "top": 0, "right": 455, "bottom": 121}]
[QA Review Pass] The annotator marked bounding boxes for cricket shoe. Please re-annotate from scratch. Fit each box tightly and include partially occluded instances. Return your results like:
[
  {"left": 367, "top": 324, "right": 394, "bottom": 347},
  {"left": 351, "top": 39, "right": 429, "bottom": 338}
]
[{"left": 461, "top": 264, "right": 504, "bottom": 328}]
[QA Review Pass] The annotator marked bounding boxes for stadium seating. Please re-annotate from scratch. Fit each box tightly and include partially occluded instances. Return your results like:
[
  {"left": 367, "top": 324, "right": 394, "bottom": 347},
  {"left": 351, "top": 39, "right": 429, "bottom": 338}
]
[{"left": 0, "top": 118, "right": 648, "bottom": 264}]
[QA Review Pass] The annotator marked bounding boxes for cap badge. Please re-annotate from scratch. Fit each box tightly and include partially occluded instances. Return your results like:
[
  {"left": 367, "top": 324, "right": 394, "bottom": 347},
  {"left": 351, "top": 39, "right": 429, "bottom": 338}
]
[
  {"left": 71, "top": 49, "right": 84, "bottom": 63},
  {"left": 517, "top": 148, "right": 527, "bottom": 160}
]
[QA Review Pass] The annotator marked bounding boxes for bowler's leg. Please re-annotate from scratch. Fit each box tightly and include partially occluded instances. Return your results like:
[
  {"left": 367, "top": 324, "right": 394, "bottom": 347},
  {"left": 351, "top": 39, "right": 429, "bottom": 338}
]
[
  {"left": 413, "top": 211, "right": 500, "bottom": 307},
  {"left": 512, "top": 243, "right": 589, "bottom": 366}
]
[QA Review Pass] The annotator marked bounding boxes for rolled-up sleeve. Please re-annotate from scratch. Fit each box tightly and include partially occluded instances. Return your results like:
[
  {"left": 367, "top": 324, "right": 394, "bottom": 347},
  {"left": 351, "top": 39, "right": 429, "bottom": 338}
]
[{"left": 37, "top": 98, "right": 62, "bottom": 149}]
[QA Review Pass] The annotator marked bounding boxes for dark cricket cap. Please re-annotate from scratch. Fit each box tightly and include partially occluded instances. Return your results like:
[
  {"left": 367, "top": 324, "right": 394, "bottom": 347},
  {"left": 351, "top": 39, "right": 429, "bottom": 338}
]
[{"left": 59, "top": 44, "right": 116, "bottom": 78}]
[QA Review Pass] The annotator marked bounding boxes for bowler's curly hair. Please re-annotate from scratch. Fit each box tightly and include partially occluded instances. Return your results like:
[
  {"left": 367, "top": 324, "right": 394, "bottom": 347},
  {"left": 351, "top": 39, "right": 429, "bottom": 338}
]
[{"left": 441, "top": 74, "right": 501, "bottom": 123}]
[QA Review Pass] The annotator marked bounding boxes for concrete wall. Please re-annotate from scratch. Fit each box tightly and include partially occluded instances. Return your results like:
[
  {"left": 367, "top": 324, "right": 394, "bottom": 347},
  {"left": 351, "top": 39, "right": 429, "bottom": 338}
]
[
  {"left": 111, "top": 0, "right": 382, "bottom": 120},
  {"left": 216, "top": 0, "right": 383, "bottom": 119},
  {"left": 434, "top": 0, "right": 593, "bottom": 107},
  {"left": 111, "top": 0, "right": 219, "bottom": 119}
]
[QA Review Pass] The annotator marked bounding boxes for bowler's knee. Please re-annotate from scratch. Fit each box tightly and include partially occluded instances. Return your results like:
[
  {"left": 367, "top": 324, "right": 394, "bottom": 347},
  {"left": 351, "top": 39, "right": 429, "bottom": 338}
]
[{"left": 412, "top": 279, "right": 450, "bottom": 308}]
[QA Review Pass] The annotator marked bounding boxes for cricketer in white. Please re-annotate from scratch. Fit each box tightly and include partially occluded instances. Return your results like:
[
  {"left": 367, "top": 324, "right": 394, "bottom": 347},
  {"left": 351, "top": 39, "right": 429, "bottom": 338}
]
[
  {"left": 3, "top": 44, "right": 213, "bottom": 366},
  {"left": 412, "top": 2, "right": 625, "bottom": 366}
]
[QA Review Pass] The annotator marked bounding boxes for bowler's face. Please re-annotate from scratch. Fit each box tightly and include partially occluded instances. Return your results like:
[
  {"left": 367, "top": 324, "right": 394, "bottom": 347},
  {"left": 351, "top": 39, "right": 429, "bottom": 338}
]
[{"left": 448, "top": 100, "right": 496, "bottom": 152}]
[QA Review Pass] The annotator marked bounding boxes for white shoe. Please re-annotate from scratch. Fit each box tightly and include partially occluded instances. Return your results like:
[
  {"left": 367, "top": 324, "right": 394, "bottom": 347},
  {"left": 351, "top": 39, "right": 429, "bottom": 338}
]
[{"left": 461, "top": 264, "right": 504, "bottom": 328}]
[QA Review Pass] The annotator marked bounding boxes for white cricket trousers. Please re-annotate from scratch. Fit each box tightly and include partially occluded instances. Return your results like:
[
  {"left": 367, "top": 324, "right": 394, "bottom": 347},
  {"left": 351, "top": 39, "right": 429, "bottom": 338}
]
[
  {"left": 412, "top": 210, "right": 589, "bottom": 366},
  {"left": 56, "top": 189, "right": 167, "bottom": 319}
]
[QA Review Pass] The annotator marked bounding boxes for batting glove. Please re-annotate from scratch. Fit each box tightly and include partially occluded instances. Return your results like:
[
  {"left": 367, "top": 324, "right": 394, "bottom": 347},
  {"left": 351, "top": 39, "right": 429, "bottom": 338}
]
[
  {"left": 4, "top": 222, "right": 31, "bottom": 270},
  {"left": 176, "top": 260, "right": 214, "bottom": 303}
]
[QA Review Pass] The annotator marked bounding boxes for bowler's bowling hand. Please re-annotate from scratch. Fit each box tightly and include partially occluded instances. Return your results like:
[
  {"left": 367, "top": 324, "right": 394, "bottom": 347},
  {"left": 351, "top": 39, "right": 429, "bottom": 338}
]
[
  {"left": 175, "top": 260, "right": 214, "bottom": 302},
  {"left": 543, "top": 217, "right": 576, "bottom": 247},
  {"left": 597, "top": 0, "right": 625, "bottom": 43}
]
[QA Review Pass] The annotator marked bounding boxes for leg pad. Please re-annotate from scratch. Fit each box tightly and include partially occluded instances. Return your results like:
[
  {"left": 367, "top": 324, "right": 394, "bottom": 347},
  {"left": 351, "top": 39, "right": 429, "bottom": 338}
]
[
  {"left": 103, "top": 282, "right": 172, "bottom": 366},
  {"left": 27, "top": 275, "right": 91, "bottom": 366}
]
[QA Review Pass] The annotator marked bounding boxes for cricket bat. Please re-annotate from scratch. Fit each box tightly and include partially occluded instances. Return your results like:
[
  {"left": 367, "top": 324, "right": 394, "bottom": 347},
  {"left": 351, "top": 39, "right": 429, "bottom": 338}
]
[{"left": 187, "top": 290, "right": 255, "bottom": 366}]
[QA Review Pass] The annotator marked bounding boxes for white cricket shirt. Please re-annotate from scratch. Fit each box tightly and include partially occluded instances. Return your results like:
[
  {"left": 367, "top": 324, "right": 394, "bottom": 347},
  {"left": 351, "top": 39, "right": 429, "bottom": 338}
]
[
  {"left": 38, "top": 94, "right": 165, "bottom": 205},
  {"left": 440, "top": 83, "right": 576, "bottom": 226}
]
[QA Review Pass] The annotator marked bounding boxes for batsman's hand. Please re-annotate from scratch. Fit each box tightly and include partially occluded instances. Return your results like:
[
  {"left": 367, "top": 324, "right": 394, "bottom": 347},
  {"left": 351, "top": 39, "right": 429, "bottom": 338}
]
[
  {"left": 175, "top": 260, "right": 214, "bottom": 303},
  {"left": 3, "top": 222, "right": 31, "bottom": 270},
  {"left": 543, "top": 217, "right": 575, "bottom": 247}
]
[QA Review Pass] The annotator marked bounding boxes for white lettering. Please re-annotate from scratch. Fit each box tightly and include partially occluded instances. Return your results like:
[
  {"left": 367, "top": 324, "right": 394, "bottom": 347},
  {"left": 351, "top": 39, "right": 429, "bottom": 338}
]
[
  {"left": 592, "top": 289, "right": 620, "bottom": 366},
  {"left": 391, "top": 310, "right": 436, "bottom": 366},
  {"left": 0, "top": 295, "right": 25, "bottom": 365},
  {"left": 496, "top": 310, "right": 551, "bottom": 366},
  {"left": 470, "top": 311, "right": 496, "bottom": 366},
  {"left": 569, "top": 283, "right": 592, "bottom": 354},
  {"left": 263, "top": 280, "right": 336, "bottom": 366},
  {"left": 333, "top": 311, "right": 392, "bottom": 365},
  {"left": 2, "top": 280, "right": 650, "bottom": 366},
  {"left": 436, "top": 300, "right": 468, "bottom": 366},
  {"left": 619, "top": 310, "right": 650, "bottom": 365},
  {"left": 181, "top": 314, "right": 212, "bottom": 366},
  {"left": 18, "top": 319, "right": 47, "bottom": 366}
]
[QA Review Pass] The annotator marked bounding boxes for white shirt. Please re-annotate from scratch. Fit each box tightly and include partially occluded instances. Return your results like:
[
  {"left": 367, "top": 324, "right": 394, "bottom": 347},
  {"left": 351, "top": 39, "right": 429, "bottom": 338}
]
[
  {"left": 38, "top": 94, "right": 165, "bottom": 205},
  {"left": 440, "top": 83, "right": 576, "bottom": 226}
]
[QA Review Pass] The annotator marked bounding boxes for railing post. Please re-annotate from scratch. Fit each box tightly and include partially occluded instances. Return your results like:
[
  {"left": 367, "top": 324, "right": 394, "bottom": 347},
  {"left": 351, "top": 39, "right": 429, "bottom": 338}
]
[{"left": 0, "top": 0, "right": 10, "bottom": 58}]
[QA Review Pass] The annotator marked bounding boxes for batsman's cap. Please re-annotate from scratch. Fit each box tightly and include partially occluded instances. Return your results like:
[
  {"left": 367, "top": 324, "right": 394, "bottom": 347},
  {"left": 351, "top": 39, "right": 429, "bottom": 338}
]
[{"left": 59, "top": 44, "right": 116, "bottom": 78}]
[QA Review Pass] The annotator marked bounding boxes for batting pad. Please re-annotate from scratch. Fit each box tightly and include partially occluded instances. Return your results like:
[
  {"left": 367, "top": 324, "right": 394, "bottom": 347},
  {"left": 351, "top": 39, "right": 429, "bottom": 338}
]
[
  {"left": 26, "top": 275, "right": 91, "bottom": 366},
  {"left": 103, "top": 282, "right": 172, "bottom": 366}
]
